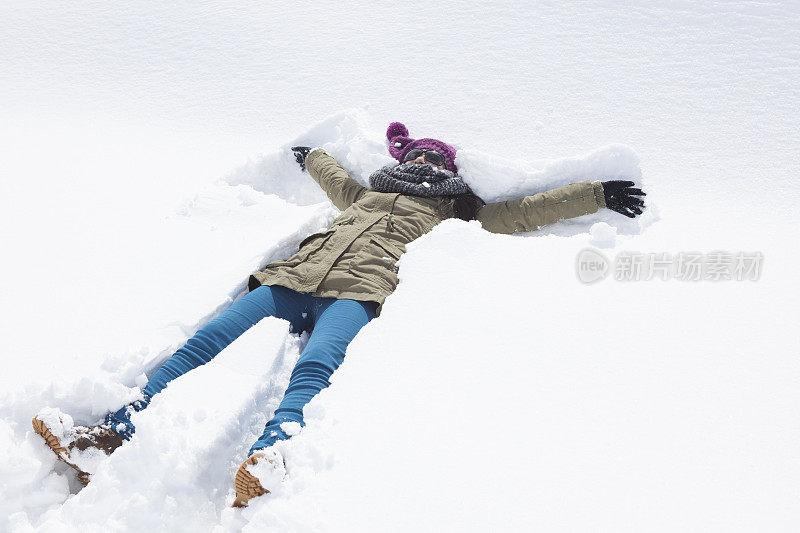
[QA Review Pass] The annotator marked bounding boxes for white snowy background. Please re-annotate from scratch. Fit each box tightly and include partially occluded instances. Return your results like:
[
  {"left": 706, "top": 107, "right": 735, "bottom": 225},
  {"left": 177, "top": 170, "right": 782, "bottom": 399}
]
[{"left": 1, "top": 2, "right": 798, "bottom": 531}]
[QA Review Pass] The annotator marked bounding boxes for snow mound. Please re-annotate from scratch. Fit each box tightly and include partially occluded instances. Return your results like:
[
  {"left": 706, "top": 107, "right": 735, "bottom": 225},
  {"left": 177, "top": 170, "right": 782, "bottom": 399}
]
[
  {"left": 225, "top": 110, "right": 653, "bottom": 236},
  {"left": 26, "top": 318, "right": 303, "bottom": 530},
  {"left": 225, "top": 109, "right": 394, "bottom": 206},
  {"left": 458, "top": 143, "right": 653, "bottom": 236}
]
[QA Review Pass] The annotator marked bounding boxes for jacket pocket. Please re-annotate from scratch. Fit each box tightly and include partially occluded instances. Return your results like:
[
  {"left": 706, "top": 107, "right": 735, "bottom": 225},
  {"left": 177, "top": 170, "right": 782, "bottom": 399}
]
[
  {"left": 371, "top": 236, "right": 404, "bottom": 272},
  {"left": 270, "top": 228, "right": 335, "bottom": 267},
  {"left": 297, "top": 228, "right": 336, "bottom": 261},
  {"left": 348, "top": 235, "right": 405, "bottom": 289}
]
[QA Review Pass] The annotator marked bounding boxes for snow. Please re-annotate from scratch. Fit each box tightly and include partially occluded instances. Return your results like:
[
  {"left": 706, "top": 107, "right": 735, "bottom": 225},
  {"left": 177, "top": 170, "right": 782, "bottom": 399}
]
[
  {"left": 30, "top": 408, "right": 109, "bottom": 475},
  {"left": 27, "top": 318, "right": 304, "bottom": 530},
  {"left": 279, "top": 422, "right": 302, "bottom": 438},
  {"left": 247, "top": 449, "right": 287, "bottom": 495},
  {"left": 1, "top": 1, "right": 798, "bottom": 531},
  {"left": 31, "top": 408, "right": 72, "bottom": 442},
  {"left": 589, "top": 222, "right": 618, "bottom": 248}
]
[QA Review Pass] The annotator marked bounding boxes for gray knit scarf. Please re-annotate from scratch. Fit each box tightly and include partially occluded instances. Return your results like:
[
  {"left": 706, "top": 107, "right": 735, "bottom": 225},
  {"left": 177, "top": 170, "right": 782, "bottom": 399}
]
[{"left": 368, "top": 163, "right": 471, "bottom": 197}]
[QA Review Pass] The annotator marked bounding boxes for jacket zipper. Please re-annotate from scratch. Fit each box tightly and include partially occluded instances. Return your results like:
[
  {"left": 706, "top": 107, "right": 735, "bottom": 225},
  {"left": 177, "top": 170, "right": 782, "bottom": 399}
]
[{"left": 386, "top": 194, "right": 400, "bottom": 233}]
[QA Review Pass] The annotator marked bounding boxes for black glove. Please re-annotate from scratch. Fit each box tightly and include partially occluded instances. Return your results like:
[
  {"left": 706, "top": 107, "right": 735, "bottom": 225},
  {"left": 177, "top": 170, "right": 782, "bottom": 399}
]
[
  {"left": 601, "top": 180, "right": 646, "bottom": 218},
  {"left": 291, "top": 146, "right": 312, "bottom": 172}
]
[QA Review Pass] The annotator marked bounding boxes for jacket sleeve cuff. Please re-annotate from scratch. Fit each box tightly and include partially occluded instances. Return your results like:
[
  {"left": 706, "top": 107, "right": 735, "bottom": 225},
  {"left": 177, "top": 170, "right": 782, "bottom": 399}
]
[
  {"left": 592, "top": 181, "right": 606, "bottom": 209},
  {"left": 303, "top": 147, "right": 326, "bottom": 171}
]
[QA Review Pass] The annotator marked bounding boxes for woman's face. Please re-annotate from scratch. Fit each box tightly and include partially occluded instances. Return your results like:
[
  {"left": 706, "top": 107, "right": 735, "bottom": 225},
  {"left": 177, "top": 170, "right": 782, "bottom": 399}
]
[{"left": 405, "top": 150, "right": 446, "bottom": 170}]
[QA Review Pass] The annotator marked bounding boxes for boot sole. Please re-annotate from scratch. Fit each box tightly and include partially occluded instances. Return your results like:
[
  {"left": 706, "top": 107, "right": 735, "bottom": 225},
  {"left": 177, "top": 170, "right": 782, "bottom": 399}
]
[
  {"left": 32, "top": 416, "right": 91, "bottom": 485},
  {"left": 232, "top": 452, "right": 270, "bottom": 507}
]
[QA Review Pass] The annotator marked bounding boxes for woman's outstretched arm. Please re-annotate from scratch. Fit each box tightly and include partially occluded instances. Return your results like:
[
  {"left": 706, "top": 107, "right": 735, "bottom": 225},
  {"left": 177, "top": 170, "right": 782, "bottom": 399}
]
[
  {"left": 294, "top": 147, "right": 368, "bottom": 211},
  {"left": 475, "top": 180, "right": 607, "bottom": 234}
]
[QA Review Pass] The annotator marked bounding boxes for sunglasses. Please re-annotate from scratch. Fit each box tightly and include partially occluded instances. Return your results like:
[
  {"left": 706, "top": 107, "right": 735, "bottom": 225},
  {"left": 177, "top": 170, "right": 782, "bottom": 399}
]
[{"left": 403, "top": 148, "right": 446, "bottom": 168}]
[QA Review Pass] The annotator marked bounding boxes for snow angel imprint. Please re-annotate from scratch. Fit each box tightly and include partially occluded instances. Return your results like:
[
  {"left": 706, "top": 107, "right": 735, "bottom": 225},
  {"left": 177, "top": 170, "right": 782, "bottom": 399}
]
[{"left": 32, "top": 122, "right": 647, "bottom": 507}]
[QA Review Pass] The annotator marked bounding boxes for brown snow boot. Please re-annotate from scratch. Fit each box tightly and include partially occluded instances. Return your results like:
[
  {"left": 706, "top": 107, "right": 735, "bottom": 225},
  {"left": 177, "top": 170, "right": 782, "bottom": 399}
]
[
  {"left": 32, "top": 414, "right": 125, "bottom": 485},
  {"left": 232, "top": 448, "right": 285, "bottom": 508}
]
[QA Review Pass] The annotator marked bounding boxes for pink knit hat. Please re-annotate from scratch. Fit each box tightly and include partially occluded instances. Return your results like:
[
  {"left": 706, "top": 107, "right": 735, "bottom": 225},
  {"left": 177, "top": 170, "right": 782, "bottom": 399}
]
[{"left": 386, "top": 122, "right": 458, "bottom": 173}]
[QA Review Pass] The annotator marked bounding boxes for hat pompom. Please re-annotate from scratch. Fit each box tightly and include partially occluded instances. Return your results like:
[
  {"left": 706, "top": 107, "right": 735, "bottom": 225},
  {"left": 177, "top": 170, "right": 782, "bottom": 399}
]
[{"left": 386, "top": 122, "right": 409, "bottom": 141}]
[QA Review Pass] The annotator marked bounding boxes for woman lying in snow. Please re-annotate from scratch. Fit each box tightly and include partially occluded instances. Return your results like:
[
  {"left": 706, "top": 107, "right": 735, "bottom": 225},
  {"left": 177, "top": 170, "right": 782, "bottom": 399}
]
[{"left": 32, "top": 122, "right": 646, "bottom": 506}]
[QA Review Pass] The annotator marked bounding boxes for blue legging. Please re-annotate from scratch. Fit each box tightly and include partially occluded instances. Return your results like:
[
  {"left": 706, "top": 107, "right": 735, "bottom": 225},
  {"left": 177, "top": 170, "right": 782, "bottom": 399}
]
[{"left": 106, "top": 285, "right": 377, "bottom": 455}]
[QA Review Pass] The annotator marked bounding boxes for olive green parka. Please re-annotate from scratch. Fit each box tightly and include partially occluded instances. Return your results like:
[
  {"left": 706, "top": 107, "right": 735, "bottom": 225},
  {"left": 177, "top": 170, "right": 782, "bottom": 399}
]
[{"left": 249, "top": 148, "right": 606, "bottom": 315}]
